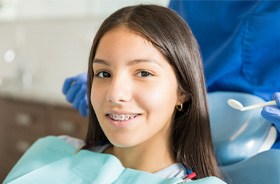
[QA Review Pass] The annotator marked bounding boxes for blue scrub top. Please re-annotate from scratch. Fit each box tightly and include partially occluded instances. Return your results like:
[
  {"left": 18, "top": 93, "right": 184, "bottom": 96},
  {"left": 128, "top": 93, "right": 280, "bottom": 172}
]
[{"left": 169, "top": 1, "right": 280, "bottom": 101}]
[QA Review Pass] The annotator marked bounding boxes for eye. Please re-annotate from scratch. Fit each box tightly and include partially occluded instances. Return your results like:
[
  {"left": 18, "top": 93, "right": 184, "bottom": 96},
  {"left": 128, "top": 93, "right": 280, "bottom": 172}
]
[
  {"left": 95, "top": 71, "right": 111, "bottom": 78},
  {"left": 137, "top": 71, "right": 153, "bottom": 77}
]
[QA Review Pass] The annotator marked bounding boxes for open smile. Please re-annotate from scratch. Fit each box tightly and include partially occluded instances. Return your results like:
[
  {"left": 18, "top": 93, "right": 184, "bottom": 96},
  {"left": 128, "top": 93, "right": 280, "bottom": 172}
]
[{"left": 106, "top": 113, "right": 140, "bottom": 121}]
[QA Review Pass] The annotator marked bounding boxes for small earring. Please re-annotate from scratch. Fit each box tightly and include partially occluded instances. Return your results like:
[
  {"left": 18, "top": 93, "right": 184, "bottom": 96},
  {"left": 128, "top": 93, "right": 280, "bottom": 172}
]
[{"left": 176, "top": 103, "right": 183, "bottom": 111}]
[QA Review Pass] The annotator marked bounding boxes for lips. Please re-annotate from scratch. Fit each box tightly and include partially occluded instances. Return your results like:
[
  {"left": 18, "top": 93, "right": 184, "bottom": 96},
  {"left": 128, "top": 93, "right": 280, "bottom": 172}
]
[{"left": 107, "top": 113, "right": 139, "bottom": 121}]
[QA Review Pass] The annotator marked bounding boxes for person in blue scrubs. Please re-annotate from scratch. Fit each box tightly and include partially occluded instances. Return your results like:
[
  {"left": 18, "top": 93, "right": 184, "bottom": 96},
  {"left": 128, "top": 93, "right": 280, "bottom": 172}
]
[
  {"left": 169, "top": 1, "right": 280, "bottom": 101},
  {"left": 63, "top": 0, "right": 280, "bottom": 145}
]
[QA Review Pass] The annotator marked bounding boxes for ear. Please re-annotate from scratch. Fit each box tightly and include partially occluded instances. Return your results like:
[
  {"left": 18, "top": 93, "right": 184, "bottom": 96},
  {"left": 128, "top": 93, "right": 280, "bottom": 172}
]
[{"left": 176, "top": 91, "right": 189, "bottom": 105}]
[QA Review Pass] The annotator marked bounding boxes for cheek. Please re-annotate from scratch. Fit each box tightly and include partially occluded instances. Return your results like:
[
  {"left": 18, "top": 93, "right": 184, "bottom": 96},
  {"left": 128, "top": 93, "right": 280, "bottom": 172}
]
[
  {"left": 90, "top": 82, "right": 104, "bottom": 110},
  {"left": 140, "top": 81, "right": 178, "bottom": 112}
]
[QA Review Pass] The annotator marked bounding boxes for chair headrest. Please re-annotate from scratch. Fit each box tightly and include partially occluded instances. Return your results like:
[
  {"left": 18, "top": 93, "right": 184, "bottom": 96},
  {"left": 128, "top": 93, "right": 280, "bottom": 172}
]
[
  {"left": 221, "top": 150, "right": 280, "bottom": 184},
  {"left": 208, "top": 91, "right": 276, "bottom": 166}
]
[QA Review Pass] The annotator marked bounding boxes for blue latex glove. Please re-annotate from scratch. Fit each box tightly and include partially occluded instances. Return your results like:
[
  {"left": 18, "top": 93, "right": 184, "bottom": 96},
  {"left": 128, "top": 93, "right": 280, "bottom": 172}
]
[
  {"left": 62, "top": 73, "right": 89, "bottom": 117},
  {"left": 261, "top": 92, "right": 280, "bottom": 132}
]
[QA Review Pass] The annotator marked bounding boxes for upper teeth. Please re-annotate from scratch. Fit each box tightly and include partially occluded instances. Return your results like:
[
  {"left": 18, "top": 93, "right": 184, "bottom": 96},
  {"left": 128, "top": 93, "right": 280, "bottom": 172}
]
[{"left": 109, "top": 114, "right": 137, "bottom": 121}]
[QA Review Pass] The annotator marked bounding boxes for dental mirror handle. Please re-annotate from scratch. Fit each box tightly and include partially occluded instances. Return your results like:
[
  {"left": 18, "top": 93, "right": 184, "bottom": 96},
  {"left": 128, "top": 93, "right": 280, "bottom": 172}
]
[{"left": 242, "top": 100, "right": 276, "bottom": 111}]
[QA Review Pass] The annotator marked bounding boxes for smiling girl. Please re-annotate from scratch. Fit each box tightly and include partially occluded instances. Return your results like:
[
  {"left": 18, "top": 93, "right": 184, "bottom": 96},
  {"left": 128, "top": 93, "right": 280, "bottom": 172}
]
[
  {"left": 84, "top": 4, "right": 223, "bottom": 182},
  {"left": 4, "top": 4, "right": 225, "bottom": 184}
]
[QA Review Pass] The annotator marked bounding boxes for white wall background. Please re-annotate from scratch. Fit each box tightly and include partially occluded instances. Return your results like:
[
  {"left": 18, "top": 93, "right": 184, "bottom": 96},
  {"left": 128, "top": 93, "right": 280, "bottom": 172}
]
[{"left": 0, "top": 0, "right": 169, "bottom": 98}]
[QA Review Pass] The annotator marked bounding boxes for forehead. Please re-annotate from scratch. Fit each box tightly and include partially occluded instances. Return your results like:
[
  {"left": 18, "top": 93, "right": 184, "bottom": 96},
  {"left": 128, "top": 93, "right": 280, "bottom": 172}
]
[
  {"left": 94, "top": 26, "right": 177, "bottom": 73},
  {"left": 95, "top": 26, "right": 161, "bottom": 60}
]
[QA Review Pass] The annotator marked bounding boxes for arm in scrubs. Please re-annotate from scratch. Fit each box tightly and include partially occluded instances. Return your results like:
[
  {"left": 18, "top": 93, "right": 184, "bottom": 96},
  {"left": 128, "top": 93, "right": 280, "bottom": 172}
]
[
  {"left": 63, "top": 1, "right": 280, "bottom": 144},
  {"left": 169, "top": 1, "right": 280, "bottom": 100},
  {"left": 168, "top": 0, "right": 280, "bottom": 148}
]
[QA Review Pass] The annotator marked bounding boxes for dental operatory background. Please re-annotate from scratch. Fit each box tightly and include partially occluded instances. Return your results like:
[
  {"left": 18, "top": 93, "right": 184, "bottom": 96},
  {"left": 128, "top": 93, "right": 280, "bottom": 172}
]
[{"left": 0, "top": 0, "right": 167, "bottom": 181}]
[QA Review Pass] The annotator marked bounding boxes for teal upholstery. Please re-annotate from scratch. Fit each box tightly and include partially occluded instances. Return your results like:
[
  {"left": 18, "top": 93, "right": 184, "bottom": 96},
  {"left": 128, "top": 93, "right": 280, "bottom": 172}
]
[
  {"left": 208, "top": 92, "right": 280, "bottom": 184},
  {"left": 221, "top": 150, "right": 280, "bottom": 184},
  {"left": 208, "top": 91, "right": 276, "bottom": 166}
]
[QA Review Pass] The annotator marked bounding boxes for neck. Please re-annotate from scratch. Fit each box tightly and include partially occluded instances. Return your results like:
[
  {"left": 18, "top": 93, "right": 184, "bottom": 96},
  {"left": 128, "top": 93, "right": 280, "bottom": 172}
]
[{"left": 105, "top": 138, "right": 175, "bottom": 173}]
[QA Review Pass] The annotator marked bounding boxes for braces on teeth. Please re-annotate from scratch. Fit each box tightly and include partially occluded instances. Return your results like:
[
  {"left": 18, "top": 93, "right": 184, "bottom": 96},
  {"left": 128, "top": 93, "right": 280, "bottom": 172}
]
[{"left": 109, "top": 114, "right": 137, "bottom": 121}]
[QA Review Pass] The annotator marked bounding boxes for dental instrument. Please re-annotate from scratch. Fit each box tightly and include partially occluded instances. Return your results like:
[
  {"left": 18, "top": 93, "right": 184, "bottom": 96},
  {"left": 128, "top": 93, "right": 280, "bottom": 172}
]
[{"left": 227, "top": 99, "right": 276, "bottom": 111}]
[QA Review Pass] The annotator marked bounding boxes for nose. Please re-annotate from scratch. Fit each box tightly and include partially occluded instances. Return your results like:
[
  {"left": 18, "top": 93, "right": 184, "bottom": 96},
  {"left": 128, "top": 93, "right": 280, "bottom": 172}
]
[{"left": 106, "top": 75, "right": 132, "bottom": 105}]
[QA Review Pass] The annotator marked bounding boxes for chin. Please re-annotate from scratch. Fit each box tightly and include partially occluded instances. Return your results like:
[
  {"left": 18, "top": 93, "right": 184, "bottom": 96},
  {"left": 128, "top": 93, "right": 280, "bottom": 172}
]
[{"left": 108, "top": 137, "right": 138, "bottom": 148}]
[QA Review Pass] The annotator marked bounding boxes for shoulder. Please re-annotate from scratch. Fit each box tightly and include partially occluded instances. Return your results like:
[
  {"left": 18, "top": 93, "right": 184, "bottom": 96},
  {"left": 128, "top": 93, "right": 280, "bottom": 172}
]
[{"left": 154, "top": 163, "right": 186, "bottom": 179}]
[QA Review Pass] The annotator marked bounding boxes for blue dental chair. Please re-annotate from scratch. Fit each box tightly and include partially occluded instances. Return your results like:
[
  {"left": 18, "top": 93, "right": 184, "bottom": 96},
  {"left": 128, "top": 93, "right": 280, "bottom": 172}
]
[{"left": 208, "top": 92, "right": 280, "bottom": 184}]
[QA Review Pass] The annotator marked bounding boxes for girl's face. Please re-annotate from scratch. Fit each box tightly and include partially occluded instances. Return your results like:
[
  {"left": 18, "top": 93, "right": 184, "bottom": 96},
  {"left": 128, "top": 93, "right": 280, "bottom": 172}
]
[{"left": 91, "top": 26, "right": 184, "bottom": 148}]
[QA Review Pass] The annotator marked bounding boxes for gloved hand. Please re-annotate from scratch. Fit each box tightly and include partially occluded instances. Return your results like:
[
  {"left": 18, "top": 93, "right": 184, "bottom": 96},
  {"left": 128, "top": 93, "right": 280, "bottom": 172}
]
[
  {"left": 62, "top": 73, "right": 89, "bottom": 117},
  {"left": 261, "top": 92, "right": 280, "bottom": 132}
]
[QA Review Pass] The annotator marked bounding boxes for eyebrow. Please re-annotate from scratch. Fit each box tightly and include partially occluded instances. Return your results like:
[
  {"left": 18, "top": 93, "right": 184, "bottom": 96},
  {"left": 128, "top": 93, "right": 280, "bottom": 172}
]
[{"left": 92, "top": 58, "right": 162, "bottom": 67}]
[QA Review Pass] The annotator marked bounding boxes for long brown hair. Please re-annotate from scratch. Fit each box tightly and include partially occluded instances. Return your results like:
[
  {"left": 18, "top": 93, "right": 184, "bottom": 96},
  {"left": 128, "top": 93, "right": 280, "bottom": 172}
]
[{"left": 85, "top": 4, "right": 221, "bottom": 179}]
